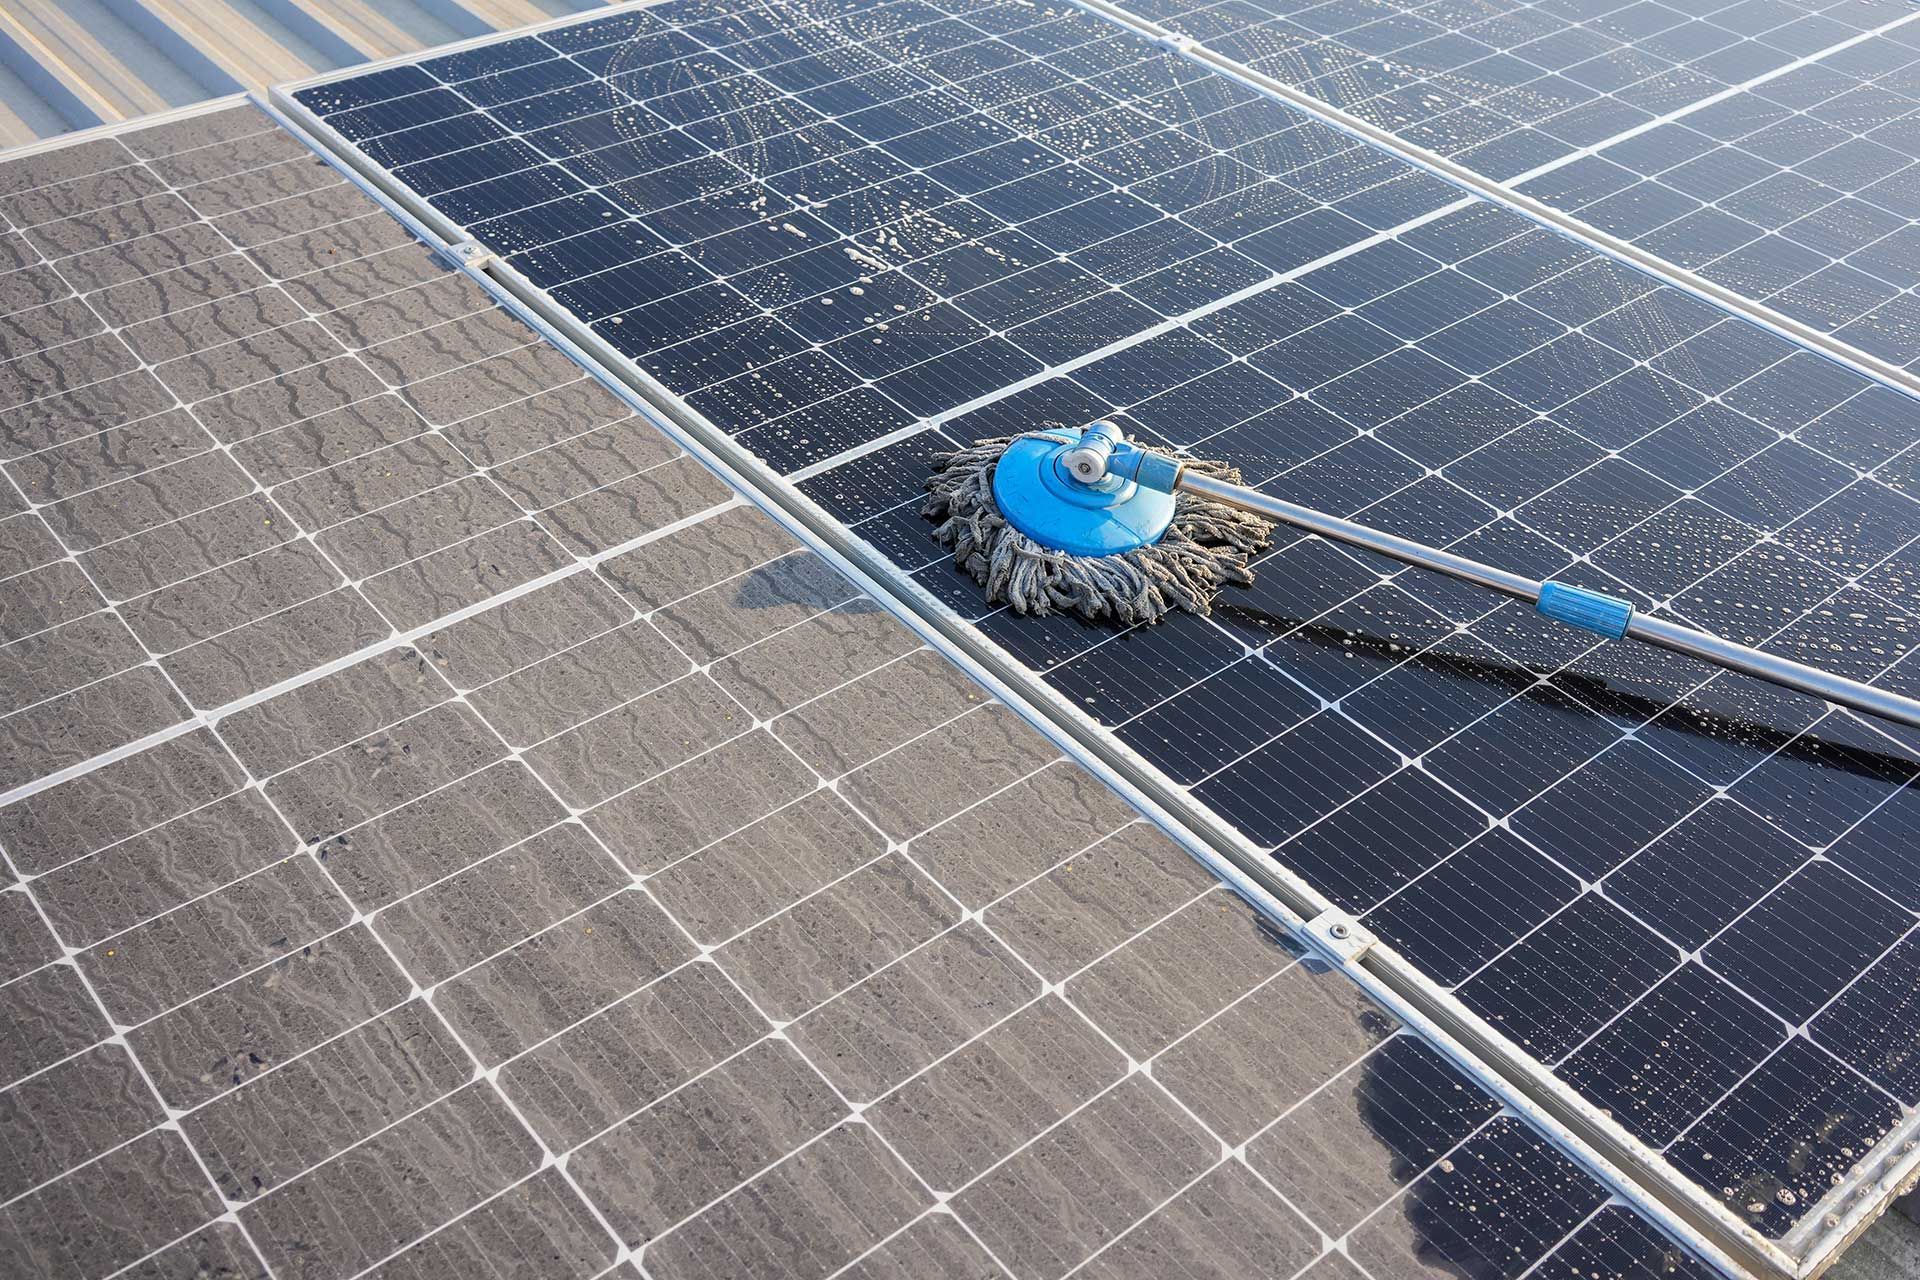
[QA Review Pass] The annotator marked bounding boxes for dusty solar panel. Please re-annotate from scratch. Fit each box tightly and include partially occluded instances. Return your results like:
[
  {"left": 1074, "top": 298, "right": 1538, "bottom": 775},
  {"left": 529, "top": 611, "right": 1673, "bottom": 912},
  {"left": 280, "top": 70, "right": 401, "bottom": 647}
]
[
  {"left": 280, "top": 0, "right": 1920, "bottom": 1269},
  {"left": 0, "top": 99, "right": 1749, "bottom": 1280}
]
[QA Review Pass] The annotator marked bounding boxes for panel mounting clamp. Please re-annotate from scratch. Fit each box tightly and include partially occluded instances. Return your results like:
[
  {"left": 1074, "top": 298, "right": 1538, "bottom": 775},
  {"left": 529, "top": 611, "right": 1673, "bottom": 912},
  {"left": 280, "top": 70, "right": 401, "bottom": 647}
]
[
  {"left": 444, "top": 239, "right": 497, "bottom": 272},
  {"left": 1305, "top": 909, "right": 1375, "bottom": 964}
]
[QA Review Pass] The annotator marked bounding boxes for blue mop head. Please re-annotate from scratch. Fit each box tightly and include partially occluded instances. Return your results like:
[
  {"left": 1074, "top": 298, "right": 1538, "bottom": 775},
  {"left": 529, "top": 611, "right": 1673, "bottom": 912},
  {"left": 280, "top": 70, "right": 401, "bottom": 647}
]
[{"left": 923, "top": 425, "right": 1275, "bottom": 626}]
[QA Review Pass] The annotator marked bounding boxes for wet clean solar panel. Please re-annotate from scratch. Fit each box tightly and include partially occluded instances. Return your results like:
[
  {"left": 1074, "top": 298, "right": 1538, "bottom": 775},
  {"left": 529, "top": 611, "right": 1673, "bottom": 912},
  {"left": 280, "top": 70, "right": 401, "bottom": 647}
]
[
  {"left": 1109, "top": 0, "right": 1920, "bottom": 366},
  {"left": 288, "top": 0, "right": 1920, "bottom": 1259}
]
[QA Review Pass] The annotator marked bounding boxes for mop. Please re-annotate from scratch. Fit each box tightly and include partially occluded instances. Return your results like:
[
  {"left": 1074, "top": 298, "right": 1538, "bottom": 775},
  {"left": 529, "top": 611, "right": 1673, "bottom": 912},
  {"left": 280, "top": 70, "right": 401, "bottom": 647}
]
[{"left": 924, "top": 420, "right": 1920, "bottom": 732}]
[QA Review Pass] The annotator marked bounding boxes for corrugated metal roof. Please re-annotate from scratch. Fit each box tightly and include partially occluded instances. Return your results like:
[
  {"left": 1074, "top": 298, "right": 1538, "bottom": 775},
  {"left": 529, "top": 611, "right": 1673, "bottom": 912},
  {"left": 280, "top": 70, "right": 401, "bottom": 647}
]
[{"left": 0, "top": 0, "right": 612, "bottom": 148}]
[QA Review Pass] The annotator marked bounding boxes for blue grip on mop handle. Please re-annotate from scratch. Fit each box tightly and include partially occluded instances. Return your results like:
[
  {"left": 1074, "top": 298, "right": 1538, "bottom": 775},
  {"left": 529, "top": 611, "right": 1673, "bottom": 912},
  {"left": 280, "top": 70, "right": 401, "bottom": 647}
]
[{"left": 1536, "top": 580, "right": 1634, "bottom": 640}]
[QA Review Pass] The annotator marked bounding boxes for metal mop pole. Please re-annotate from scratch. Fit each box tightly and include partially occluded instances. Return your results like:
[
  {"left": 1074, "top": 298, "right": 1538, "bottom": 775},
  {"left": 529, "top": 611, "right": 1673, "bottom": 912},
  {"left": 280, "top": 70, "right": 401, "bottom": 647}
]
[
  {"left": 1177, "top": 471, "right": 1920, "bottom": 731},
  {"left": 1068, "top": 422, "right": 1920, "bottom": 732}
]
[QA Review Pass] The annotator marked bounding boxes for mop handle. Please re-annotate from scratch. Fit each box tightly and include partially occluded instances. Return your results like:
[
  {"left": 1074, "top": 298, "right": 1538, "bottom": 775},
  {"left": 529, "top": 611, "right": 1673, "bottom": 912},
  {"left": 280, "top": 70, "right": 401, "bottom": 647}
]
[{"left": 1172, "top": 468, "right": 1920, "bottom": 732}]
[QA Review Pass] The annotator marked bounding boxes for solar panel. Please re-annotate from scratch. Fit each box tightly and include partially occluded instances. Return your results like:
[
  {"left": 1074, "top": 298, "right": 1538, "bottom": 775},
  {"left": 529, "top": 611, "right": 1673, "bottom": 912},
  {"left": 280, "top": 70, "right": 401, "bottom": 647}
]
[
  {"left": 1546, "top": 39, "right": 1920, "bottom": 368},
  {"left": 282, "top": 0, "right": 1920, "bottom": 1267},
  {"left": 1112, "top": 0, "right": 1916, "bottom": 176},
  {"left": 1100, "top": 0, "right": 1920, "bottom": 371}
]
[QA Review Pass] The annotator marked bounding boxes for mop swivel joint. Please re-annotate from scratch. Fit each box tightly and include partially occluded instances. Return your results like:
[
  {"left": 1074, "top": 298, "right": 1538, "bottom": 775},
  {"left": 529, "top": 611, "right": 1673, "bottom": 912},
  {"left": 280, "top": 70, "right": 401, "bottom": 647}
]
[
  {"left": 1058, "top": 420, "right": 1123, "bottom": 484},
  {"left": 1059, "top": 422, "right": 1184, "bottom": 494},
  {"left": 984, "top": 422, "right": 1181, "bottom": 557}
]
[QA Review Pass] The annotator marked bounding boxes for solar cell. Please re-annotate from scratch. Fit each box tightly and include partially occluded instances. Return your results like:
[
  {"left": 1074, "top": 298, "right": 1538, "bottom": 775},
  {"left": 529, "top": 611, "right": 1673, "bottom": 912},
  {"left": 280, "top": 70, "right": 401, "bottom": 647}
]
[{"left": 284, "top": 0, "right": 1920, "bottom": 1266}]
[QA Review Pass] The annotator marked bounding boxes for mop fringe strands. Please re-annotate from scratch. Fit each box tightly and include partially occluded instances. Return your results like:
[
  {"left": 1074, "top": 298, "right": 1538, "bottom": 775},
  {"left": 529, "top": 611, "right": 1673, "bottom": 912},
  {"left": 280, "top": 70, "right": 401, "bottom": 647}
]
[{"left": 923, "top": 435, "right": 1275, "bottom": 626}]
